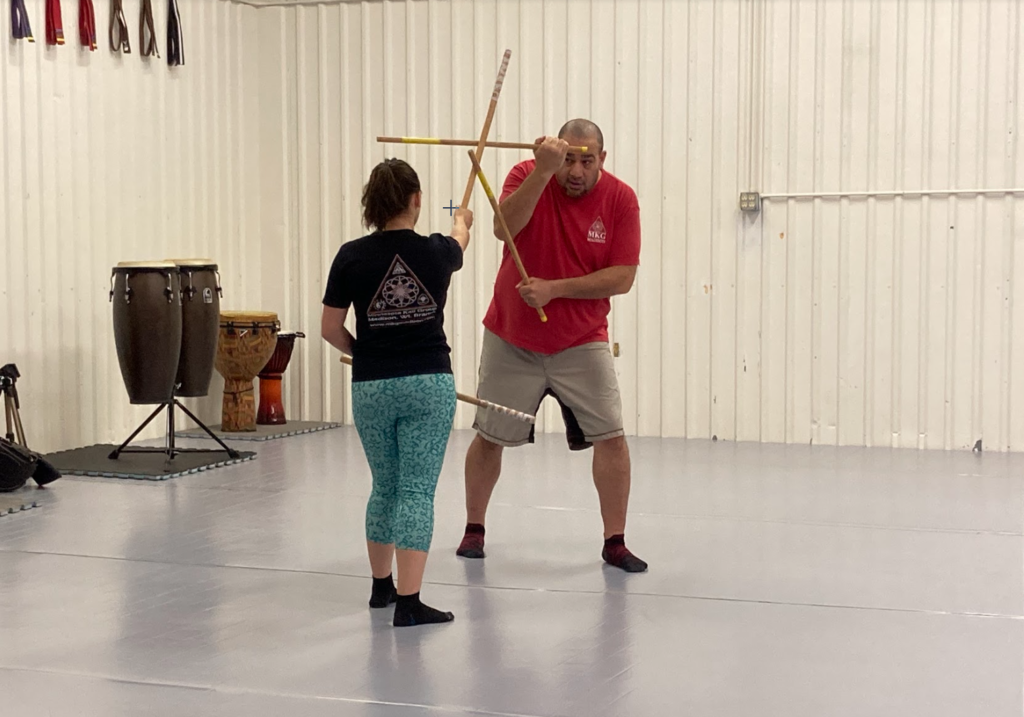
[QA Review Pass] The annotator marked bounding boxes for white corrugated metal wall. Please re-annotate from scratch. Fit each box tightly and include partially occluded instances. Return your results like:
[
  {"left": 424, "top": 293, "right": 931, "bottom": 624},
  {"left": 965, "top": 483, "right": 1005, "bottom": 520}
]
[
  {"left": 255, "top": 0, "right": 1024, "bottom": 451},
  {"left": 1, "top": 0, "right": 262, "bottom": 453},
  {"left": 756, "top": 0, "right": 1024, "bottom": 451},
  {"left": 6, "top": 0, "right": 1022, "bottom": 453}
]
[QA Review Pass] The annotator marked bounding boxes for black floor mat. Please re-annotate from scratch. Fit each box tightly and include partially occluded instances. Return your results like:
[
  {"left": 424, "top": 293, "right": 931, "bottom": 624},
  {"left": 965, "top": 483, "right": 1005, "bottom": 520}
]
[
  {"left": 177, "top": 420, "right": 342, "bottom": 442},
  {"left": 43, "top": 444, "right": 256, "bottom": 481}
]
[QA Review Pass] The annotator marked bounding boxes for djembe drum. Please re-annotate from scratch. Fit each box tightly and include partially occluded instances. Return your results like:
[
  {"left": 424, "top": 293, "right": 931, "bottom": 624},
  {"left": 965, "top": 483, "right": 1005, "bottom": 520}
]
[
  {"left": 168, "top": 259, "right": 222, "bottom": 398},
  {"left": 256, "top": 332, "right": 305, "bottom": 426},
  {"left": 214, "top": 311, "right": 279, "bottom": 432},
  {"left": 109, "top": 262, "right": 182, "bottom": 404}
]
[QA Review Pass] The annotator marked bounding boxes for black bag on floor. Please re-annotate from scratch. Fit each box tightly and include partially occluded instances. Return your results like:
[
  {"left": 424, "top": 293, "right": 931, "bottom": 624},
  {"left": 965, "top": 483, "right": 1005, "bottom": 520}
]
[
  {"left": 32, "top": 454, "right": 61, "bottom": 486},
  {"left": 0, "top": 437, "right": 37, "bottom": 492}
]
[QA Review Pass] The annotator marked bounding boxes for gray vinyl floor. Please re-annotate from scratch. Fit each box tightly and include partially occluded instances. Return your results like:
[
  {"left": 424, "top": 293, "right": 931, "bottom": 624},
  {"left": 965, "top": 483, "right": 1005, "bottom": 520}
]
[{"left": 1, "top": 426, "right": 1021, "bottom": 716}]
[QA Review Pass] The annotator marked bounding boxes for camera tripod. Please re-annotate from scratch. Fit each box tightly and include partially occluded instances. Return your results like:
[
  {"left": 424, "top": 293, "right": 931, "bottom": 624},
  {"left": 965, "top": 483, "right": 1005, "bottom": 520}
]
[
  {"left": 1, "top": 364, "right": 27, "bottom": 447},
  {"left": 0, "top": 364, "right": 62, "bottom": 487}
]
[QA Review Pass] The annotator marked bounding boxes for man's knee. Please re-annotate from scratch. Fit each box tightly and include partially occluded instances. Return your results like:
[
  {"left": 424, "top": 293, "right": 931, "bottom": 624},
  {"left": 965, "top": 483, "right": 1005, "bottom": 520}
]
[
  {"left": 471, "top": 432, "right": 505, "bottom": 457},
  {"left": 593, "top": 435, "right": 628, "bottom": 457}
]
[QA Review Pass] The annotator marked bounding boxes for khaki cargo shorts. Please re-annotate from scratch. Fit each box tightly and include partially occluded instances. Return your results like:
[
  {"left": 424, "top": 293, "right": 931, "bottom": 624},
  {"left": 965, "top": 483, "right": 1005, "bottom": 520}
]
[{"left": 472, "top": 329, "right": 624, "bottom": 448}]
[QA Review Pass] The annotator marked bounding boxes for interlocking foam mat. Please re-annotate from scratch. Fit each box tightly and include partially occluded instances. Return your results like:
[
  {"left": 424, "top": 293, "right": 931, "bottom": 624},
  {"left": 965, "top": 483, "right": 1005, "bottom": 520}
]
[
  {"left": 43, "top": 445, "right": 256, "bottom": 481},
  {"left": 177, "top": 420, "right": 342, "bottom": 442},
  {"left": 0, "top": 486, "right": 41, "bottom": 517}
]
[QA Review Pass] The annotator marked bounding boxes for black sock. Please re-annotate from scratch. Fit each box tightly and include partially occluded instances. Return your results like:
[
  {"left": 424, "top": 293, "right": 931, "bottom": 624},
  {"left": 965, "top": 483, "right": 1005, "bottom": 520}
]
[
  {"left": 393, "top": 592, "right": 454, "bottom": 627},
  {"left": 465, "top": 523, "right": 485, "bottom": 536},
  {"left": 369, "top": 574, "right": 397, "bottom": 608}
]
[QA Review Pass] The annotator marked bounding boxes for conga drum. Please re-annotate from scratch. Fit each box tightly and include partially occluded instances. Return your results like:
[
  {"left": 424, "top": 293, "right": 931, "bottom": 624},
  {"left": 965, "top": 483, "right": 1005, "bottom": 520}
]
[
  {"left": 214, "top": 311, "right": 279, "bottom": 432},
  {"left": 167, "top": 259, "right": 222, "bottom": 397},
  {"left": 109, "top": 262, "right": 182, "bottom": 404},
  {"left": 256, "top": 332, "right": 305, "bottom": 426}
]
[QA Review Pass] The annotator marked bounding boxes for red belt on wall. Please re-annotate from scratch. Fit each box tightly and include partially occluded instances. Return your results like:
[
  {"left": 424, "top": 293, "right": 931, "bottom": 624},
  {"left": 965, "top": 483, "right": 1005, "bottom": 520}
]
[
  {"left": 45, "top": 0, "right": 64, "bottom": 46},
  {"left": 79, "top": 0, "right": 96, "bottom": 51}
]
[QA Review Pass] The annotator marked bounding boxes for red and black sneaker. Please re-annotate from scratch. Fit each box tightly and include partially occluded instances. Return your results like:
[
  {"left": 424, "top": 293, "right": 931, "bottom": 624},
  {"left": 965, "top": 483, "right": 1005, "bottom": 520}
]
[{"left": 456, "top": 523, "right": 486, "bottom": 559}]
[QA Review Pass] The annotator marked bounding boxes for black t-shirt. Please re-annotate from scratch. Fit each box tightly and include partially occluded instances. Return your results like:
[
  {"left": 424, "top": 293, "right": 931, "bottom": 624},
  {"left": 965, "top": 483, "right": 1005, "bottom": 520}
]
[{"left": 323, "top": 229, "right": 464, "bottom": 382}]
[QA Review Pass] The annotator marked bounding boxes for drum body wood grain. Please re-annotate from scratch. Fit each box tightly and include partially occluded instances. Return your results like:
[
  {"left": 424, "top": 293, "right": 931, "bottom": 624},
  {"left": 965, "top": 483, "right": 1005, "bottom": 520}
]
[{"left": 214, "top": 311, "right": 279, "bottom": 432}]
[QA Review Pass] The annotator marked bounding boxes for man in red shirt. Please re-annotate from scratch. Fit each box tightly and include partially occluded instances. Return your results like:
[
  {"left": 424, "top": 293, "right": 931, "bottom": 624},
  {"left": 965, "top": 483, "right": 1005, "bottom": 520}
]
[{"left": 456, "top": 119, "right": 647, "bottom": 572}]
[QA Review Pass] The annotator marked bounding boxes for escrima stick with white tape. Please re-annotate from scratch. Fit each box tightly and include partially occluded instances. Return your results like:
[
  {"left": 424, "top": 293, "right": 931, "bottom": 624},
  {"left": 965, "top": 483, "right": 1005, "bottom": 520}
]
[
  {"left": 338, "top": 355, "right": 535, "bottom": 424},
  {"left": 458, "top": 49, "right": 512, "bottom": 209}
]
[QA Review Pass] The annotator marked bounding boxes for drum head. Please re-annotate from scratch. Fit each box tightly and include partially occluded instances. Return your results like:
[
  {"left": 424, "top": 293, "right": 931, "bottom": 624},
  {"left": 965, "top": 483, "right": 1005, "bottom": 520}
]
[
  {"left": 114, "top": 261, "right": 177, "bottom": 272},
  {"left": 220, "top": 310, "right": 279, "bottom": 326},
  {"left": 167, "top": 258, "right": 218, "bottom": 270}
]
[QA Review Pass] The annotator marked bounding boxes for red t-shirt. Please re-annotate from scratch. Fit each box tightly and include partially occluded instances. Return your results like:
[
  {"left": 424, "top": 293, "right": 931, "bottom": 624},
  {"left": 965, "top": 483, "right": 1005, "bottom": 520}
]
[{"left": 482, "top": 160, "right": 641, "bottom": 354}]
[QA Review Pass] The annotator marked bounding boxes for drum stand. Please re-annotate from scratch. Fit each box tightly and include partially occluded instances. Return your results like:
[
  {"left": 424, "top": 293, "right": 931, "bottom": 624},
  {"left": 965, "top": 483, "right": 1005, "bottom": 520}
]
[{"left": 109, "top": 395, "right": 240, "bottom": 461}]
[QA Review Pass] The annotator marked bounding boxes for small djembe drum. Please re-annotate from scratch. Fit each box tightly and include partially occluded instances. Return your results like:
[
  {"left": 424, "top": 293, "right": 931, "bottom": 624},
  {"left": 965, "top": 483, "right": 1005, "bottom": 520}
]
[
  {"left": 256, "top": 332, "right": 305, "bottom": 426},
  {"left": 213, "top": 311, "right": 279, "bottom": 432}
]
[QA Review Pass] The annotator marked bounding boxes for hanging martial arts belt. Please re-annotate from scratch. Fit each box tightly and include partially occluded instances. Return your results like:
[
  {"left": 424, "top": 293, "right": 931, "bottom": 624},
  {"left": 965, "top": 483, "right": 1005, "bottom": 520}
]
[
  {"left": 167, "top": 0, "right": 184, "bottom": 66},
  {"left": 110, "top": 0, "right": 129, "bottom": 53},
  {"left": 45, "top": 0, "right": 64, "bottom": 46},
  {"left": 139, "top": 0, "right": 159, "bottom": 58},
  {"left": 11, "top": 0, "right": 34, "bottom": 41},
  {"left": 79, "top": 0, "right": 96, "bottom": 51}
]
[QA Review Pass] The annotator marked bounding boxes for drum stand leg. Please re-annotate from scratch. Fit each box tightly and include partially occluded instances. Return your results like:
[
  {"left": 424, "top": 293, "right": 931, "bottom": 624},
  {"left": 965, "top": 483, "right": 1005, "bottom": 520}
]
[
  {"left": 108, "top": 399, "right": 241, "bottom": 461},
  {"left": 108, "top": 403, "right": 168, "bottom": 459},
  {"left": 172, "top": 400, "right": 241, "bottom": 458}
]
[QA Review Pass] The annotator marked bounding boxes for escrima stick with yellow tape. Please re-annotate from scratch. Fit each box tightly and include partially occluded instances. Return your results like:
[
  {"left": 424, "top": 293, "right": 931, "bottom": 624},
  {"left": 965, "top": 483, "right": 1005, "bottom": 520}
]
[
  {"left": 466, "top": 149, "right": 547, "bottom": 323},
  {"left": 376, "top": 137, "right": 588, "bottom": 153},
  {"left": 338, "top": 355, "right": 536, "bottom": 424}
]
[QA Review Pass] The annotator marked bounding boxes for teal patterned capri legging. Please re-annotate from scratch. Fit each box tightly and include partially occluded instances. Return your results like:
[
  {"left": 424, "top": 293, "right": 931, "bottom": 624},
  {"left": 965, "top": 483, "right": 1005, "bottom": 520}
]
[{"left": 351, "top": 372, "right": 457, "bottom": 553}]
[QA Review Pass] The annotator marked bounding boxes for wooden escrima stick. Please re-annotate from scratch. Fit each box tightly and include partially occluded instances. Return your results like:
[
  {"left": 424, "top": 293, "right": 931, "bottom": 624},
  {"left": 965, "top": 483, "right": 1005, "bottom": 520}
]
[
  {"left": 466, "top": 150, "right": 548, "bottom": 323},
  {"left": 377, "top": 136, "right": 588, "bottom": 153},
  {"left": 338, "top": 355, "right": 536, "bottom": 424},
  {"left": 459, "top": 49, "right": 512, "bottom": 210}
]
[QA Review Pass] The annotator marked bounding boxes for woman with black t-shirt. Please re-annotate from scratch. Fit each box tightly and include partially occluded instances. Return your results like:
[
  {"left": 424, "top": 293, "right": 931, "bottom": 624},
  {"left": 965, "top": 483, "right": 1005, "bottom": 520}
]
[{"left": 321, "top": 158, "right": 472, "bottom": 627}]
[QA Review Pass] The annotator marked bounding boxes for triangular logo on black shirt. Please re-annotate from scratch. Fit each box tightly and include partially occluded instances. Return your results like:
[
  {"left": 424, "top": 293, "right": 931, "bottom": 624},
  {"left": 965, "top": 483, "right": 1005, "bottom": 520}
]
[{"left": 367, "top": 255, "right": 438, "bottom": 327}]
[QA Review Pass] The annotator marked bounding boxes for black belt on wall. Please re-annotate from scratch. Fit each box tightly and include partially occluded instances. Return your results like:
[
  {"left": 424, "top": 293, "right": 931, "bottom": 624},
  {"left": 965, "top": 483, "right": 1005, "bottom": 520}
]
[{"left": 167, "top": 0, "right": 183, "bottom": 66}]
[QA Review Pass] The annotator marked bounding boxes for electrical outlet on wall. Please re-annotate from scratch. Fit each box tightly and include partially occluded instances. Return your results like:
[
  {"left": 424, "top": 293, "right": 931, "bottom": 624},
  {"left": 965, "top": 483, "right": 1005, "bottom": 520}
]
[
  {"left": 613, "top": 343, "right": 620, "bottom": 357},
  {"left": 739, "top": 192, "right": 761, "bottom": 213}
]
